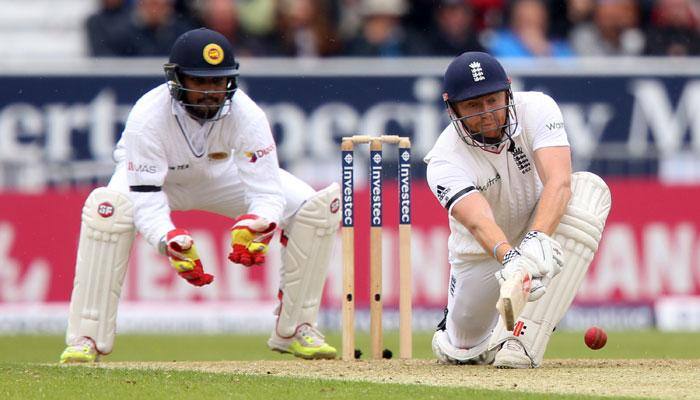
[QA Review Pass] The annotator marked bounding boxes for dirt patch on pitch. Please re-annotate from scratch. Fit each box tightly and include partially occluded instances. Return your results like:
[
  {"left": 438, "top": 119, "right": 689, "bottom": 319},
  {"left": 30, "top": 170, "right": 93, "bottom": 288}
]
[{"left": 105, "top": 359, "right": 699, "bottom": 399}]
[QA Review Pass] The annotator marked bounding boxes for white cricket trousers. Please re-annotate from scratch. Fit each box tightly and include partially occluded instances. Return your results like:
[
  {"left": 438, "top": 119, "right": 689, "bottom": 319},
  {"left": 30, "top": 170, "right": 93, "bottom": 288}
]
[{"left": 446, "top": 257, "right": 502, "bottom": 349}]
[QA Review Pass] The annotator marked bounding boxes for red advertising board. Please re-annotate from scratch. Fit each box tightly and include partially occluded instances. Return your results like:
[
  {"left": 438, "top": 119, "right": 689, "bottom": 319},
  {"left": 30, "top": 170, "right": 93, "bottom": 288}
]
[{"left": 0, "top": 179, "right": 699, "bottom": 308}]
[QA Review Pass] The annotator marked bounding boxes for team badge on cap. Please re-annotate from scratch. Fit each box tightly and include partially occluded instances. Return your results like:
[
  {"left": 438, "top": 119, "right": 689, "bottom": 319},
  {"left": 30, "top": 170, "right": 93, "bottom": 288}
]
[
  {"left": 203, "top": 43, "right": 224, "bottom": 65},
  {"left": 469, "top": 61, "right": 485, "bottom": 82}
]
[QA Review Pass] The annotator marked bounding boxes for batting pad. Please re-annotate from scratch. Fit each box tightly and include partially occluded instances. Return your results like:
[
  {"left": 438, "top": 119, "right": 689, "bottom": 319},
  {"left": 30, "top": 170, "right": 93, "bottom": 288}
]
[
  {"left": 489, "top": 172, "right": 611, "bottom": 366},
  {"left": 275, "top": 183, "right": 341, "bottom": 337},
  {"left": 66, "top": 188, "right": 135, "bottom": 354}
]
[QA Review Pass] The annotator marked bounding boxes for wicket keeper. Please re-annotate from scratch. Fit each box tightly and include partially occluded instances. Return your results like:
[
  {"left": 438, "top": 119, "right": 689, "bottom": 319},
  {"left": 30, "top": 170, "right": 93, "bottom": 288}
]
[{"left": 60, "top": 28, "right": 340, "bottom": 363}]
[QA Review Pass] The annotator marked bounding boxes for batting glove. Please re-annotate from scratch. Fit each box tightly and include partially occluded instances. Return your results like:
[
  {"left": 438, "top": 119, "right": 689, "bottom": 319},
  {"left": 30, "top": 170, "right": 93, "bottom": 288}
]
[
  {"left": 518, "top": 231, "right": 564, "bottom": 279},
  {"left": 229, "top": 214, "right": 277, "bottom": 266},
  {"left": 163, "top": 228, "right": 214, "bottom": 287},
  {"left": 495, "top": 248, "right": 546, "bottom": 302}
]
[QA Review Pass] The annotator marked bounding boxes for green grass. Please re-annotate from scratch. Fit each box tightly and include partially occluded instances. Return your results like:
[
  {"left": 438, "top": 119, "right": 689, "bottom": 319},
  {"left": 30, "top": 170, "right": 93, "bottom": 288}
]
[
  {"left": 0, "top": 331, "right": 697, "bottom": 399},
  {"left": 0, "top": 364, "right": 614, "bottom": 400},
  {"left": 1, "top": 330, "right": 697, "bottom": 363}
]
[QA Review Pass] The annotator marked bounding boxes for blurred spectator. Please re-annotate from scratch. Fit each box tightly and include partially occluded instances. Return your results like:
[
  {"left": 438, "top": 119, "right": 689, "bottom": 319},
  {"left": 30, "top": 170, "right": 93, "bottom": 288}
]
[
  {"left": 236, "top": 0, "right": 277, "bottom": 37},
  {"left": 404, "top": 0, "right": 438, "bottom": 35},
  {"left": 426, "top": 0, "right": 485, "bottom": 56},
  {"left": 196, "top": 0, "right": 275, "bottom": 56},
  {"left": 487, "top": 0, "right": 574, "bottom": 57},
  {"left": 644, "top": 0, "right": 700, "bottom": 55},
  {"left": 345, "top": 0, "right": 427, "bottom": 56},
  {"left": 570, "top": 0, "right": 645, "bottom": 56},
  {"left": 275, "top": 0, "right": 341, "bottom": 57},
  {"left": 470, "top": 0, "right": 507, "bottom": 32},
  {"left": 86, "top": 0, "right": 130, "bottom": 56},
  {"left": 334, "top": 0, "right": 364, "bottom": 42},
  {"left": 548, "top": 0, "right": 597, "bottom": 39},
  {"left": 86, "top": 0, "right": 194, "bottom": 56}
]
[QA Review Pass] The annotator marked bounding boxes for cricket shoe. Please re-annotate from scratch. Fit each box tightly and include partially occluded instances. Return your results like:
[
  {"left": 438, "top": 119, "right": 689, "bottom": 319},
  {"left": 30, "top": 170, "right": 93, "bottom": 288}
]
[
  {"left": 432, "top": 330, "right": 496, "bottom": 365},
  {"left": 267, "top": 323, "right": 337, "bottom": 359},
  {"left": 59, "top": 337, "right": 99, "bottom": 364},
  {"left": 493, "top": 339, "right": 533, "bottom": 369}
]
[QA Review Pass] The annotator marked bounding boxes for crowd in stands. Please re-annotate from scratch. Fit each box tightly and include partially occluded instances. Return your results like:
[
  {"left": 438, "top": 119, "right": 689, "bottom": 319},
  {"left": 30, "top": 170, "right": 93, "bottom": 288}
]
[{"left": 86, "top": 0, "right": 700, "bottom": 57}]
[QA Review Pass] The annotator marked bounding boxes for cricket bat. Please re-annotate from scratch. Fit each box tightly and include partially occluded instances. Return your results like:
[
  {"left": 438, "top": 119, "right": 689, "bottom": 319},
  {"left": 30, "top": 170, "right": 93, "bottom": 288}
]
[{"left": 496, "top": 268, "right": 532, "bottom": 331}]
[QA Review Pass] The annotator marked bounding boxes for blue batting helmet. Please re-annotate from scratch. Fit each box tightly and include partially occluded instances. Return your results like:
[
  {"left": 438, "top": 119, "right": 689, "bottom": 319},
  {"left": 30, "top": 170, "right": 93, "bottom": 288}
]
[
  {"left": 443, "top": 51, "right": 510, "bottom": 103},
  {"left": 442, "top": 52, "right": 518, "bottom": 150},
  {"left": 164, "top": 28, "right": 239, "bottom": 120}
]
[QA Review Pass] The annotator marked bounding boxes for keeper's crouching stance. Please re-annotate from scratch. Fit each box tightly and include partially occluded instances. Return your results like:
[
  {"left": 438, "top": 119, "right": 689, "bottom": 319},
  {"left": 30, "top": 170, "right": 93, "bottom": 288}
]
[
  {"left": 427, "top": 52, "right": 611, "bottom": 368},
  {"left": 60, "top": 28, "right": 341, "bottom": 363}
]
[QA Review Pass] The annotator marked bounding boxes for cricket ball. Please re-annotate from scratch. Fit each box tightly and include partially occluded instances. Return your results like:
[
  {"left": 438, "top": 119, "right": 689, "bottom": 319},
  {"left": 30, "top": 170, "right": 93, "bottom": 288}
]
[{"left": 584, "top": 326, "right": 607, "bottom": 350}]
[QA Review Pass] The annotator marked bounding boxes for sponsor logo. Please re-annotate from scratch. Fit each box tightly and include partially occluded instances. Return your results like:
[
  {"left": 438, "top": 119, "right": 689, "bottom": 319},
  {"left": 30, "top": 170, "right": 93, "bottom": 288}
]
[
  {"left": 476, "top": 173, "right": 501, "bottom": 192},
  {"left": 168, "top": 164, "right": 189, "bottom": 171},
  {"left": 127, "top": 161, "right": 157, "bottom": 174},
  {"left": 202, "top": 43, "right": 224, "bottom": 65},
  {"left": 513, "top": 321, "right": 526, "bottom": 337},
  {"left": 245, "top": 144, "right": 276, "bottom": 163},
  {"left": 399, "top": 161, "right": 410, "bottom": 224},
  {"left": 400, "top": 149, "right": 410, "bottom": 162},
  {"left": 97, "top": 202, "right": 114, "bottom": 218},
  {"left": 330, "top": 198, "right": 340, "bottom": 214},
  {"left": 207, "top": 151, "right": 229, "bottom": 160},
  {"left": 370, "top": 172, "right": 382, "bottom": 226},
  {"left": 545, "top": 121, "right": 565, "bottom": 130},
  {"left": 370, "top": 152, "right": 382, "bottom": 227},
  {"left": 436, "top": 185, "right": 451, "bottom": 202},
  {"left": 511, "top": 147, "right": 532, "bottom": 174},
  {"left": 469, "top": 61, "right": 485, "bottom": 82},
  {"left": 342, "top": 151, "right": 354, "bottom": 226}
]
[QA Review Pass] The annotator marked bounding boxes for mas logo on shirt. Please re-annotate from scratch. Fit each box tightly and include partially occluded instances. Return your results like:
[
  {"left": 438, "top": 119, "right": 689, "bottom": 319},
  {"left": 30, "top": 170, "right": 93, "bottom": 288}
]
[
  {"left": 244, "top": 144, "right": 276, "bottom": 163},
  {"left": 127, "top": 161, "right": 157, "bottom": 174},
  {"left": 511, "top": 147, "right": 532, "bottom": 174}
]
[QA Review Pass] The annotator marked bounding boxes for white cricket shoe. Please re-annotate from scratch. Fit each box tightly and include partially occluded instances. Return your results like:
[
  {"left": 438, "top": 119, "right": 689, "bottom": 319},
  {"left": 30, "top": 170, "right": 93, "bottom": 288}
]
[{"left": 493, "top": 339, "right": 533, "bottom": 369}]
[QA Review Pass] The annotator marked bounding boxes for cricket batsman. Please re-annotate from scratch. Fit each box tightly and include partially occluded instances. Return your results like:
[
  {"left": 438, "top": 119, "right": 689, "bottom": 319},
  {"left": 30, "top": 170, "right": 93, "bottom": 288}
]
[
  {"left": 426, "top": 52, "right": 611, "bottom": 368},
  {"left": 60, "top": 28, "right": 340, "bottom": 363}
]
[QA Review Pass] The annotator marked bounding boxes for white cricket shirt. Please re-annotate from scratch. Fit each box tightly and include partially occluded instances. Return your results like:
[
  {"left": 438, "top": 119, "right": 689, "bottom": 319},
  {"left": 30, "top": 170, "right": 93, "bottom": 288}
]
[
  {"left": 113, "top": 84, "right": 285, "bottom": 246},
  {"left": 425, "top": 91, "right": 570, "bottom": 264}
]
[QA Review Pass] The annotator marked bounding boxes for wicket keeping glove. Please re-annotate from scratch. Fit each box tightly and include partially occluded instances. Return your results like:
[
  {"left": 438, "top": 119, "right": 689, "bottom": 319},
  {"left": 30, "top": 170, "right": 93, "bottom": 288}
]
[
  {"left": 229, "top": 214, "right": 277, "bottom": 266},
  {"left": 163, "top": 228, "right": 214, "bottom": 287}
]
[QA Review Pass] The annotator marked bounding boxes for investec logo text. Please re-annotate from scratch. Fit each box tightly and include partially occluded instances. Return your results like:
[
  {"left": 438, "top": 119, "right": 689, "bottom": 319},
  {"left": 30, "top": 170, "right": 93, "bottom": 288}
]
[
  {"left": 370, "top": 151, "right": 382, "bottom": 227},
  {"left": 342, "top": 151, "right": 353, "bottom": 227},
  {"left": 399, "top": 149, "right": 411, "bottom": 224}
]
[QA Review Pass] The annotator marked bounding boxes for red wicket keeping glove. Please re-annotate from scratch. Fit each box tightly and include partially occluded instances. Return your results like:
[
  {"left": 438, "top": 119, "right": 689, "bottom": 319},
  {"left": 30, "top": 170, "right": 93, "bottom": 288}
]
[
  {"left": 164, "top": 228, "right": 214, "bottom": 286},
  {"left": 228, "top": 214, "right": 277, "bottom": 266}
]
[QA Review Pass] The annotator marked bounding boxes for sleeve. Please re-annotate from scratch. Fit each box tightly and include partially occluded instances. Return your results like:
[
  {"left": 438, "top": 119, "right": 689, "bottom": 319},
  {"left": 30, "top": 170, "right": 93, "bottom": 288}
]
[
  {"left": 426, "top": 157, "right": 479, "bottom": 216},
  {"left": 233, "top": 114, "right": 285, "bottom": 223},
  {"left": 123, "top": 122, "right": 175, "bottom": 248},
  {"left": 531, "top": 94, "right": 570, "bottom": 151}
]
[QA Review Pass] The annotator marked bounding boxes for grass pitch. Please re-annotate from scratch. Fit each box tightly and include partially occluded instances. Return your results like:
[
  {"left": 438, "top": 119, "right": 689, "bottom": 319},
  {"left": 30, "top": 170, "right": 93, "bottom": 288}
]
[{"left": 1, "top": 331, "right": 698, "bottom": 399}]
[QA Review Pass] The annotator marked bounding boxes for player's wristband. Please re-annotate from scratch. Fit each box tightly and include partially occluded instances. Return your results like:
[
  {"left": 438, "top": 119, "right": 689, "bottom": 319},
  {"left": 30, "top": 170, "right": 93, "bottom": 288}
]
[{"left": 492, "top": 241, "right": 508, "bottom": 259}]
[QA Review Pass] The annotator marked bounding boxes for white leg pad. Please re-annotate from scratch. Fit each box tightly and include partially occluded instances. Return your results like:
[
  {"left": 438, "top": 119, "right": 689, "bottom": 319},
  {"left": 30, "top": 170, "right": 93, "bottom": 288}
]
[
  {"left": 66, "top": 187, "right": 135, "bottom": 354},
  {"left": 489, "top": 172, "right": 611, "bottom": 366},
  {"left": 275, "top": 183, "right": 341, "bottom": 337}
]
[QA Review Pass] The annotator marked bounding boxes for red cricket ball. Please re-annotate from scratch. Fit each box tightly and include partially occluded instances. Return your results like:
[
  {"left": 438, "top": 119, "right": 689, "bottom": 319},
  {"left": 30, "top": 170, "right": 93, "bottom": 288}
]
[{"left": 584, "top": 326, "right": 607, "bottom": 350}]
